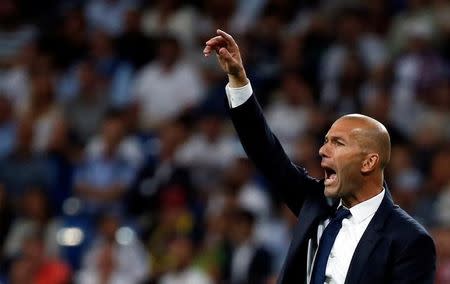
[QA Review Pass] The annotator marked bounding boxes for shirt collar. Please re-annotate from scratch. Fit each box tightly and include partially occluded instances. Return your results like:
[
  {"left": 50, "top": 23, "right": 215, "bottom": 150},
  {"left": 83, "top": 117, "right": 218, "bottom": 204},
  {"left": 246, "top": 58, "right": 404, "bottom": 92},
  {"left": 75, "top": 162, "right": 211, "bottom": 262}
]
[{"left": 339, "top": 189, "right": 385, "bottom": 224}]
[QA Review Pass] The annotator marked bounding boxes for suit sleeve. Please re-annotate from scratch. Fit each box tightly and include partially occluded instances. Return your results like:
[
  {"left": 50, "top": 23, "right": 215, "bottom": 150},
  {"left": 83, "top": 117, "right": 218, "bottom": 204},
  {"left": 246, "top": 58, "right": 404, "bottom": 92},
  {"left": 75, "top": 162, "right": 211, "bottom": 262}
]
[
  {"left": 229, "top": 94, "right": 323, "bottom": 216},
  {"left": 390, "top": 232, "right": 436, "bottom": 283}
]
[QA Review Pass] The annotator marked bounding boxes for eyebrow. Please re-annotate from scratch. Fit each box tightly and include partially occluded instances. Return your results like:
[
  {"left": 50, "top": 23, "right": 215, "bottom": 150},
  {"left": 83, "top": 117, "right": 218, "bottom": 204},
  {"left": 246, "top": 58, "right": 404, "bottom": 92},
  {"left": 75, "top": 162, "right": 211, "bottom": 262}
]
[{"left": 324, "top": 135, "right": 347, "bottom": 143}]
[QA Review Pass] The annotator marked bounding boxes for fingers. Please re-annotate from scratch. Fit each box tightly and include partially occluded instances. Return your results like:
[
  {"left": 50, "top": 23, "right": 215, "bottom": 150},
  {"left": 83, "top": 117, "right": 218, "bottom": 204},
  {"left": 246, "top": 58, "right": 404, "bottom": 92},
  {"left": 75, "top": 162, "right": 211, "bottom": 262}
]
[
  {"left": 203, "top": 30, "right": 246, "bottom": 80},
  {"left": 204, "top": 30, "right": 238, "bottom": 57},
  {"left": 204, "top": 36, "right": 227, "bottom": 57},
  {"left": 203, "top": 45, "right": 213, "bottom": 56},
  {"left": 216, "top": 29, "right": 237, "bottom": 48},
  {"left": 203, "top": 45, "right": 222, "bottom": 57},
  {"left": 217, "top": 47, "right": 233, "bottom": 61},
  {"left": 206, "top": 36, "right": 225, "bottom": 45}
]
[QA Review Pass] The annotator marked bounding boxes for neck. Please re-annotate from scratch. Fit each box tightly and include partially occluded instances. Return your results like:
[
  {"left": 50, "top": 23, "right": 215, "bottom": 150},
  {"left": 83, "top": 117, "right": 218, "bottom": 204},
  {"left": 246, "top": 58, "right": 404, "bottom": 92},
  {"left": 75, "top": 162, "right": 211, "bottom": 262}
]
[{"left": 342, "top": 175, "right": 383, "bottom": 208}]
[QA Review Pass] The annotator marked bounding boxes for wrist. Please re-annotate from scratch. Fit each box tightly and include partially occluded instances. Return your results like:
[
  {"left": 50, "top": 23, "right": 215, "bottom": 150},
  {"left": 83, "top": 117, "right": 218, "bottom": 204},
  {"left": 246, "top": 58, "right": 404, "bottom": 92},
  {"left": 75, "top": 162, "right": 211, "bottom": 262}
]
[{"left": 228, "top": 69, "right": 248, "bottom": 88}]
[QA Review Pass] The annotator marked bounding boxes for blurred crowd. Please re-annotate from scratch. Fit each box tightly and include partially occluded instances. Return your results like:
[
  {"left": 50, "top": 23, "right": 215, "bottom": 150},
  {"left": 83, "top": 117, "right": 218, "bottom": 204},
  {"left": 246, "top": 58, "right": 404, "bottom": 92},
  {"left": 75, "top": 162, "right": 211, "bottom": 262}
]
[{"left": 0, "top": 0, "right": 449, "bottom": 283}]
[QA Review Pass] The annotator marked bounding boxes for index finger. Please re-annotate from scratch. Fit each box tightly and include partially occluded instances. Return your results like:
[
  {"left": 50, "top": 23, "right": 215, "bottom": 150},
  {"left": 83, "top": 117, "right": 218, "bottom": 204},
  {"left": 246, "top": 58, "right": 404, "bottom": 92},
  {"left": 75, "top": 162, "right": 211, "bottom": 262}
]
[
  {"left": 216, "top": 29, "right": 238, "bottom": 48},
  {"left": 206, "top": 36, "right": 227, "bottom": 46}
]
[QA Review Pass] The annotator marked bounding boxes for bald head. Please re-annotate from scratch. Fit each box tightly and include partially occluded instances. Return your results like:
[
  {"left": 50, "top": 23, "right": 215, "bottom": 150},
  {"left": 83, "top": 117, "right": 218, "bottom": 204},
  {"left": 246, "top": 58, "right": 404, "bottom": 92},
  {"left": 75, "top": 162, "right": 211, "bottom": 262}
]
[{"left": 335, "top": 114, "right": 391, "bottom": 170}]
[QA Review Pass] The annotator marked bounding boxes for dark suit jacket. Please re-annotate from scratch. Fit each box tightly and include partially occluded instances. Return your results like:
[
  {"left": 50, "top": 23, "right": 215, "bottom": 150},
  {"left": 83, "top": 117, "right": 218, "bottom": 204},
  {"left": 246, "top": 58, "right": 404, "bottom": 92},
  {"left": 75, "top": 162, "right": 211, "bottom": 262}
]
[
  {"left": 222, "top": 243, "right": 272, "bottom": 284},
  {"left": 229, "top": 95, "right": 436, "bottom": 284}
]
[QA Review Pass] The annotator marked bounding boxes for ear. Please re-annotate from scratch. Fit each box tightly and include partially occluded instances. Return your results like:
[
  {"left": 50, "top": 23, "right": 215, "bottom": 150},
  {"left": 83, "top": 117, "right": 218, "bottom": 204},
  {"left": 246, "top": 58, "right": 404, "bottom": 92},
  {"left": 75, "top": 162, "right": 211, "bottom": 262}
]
[{"left": 361, "top": 153, "right": 379, "bottom": 174}]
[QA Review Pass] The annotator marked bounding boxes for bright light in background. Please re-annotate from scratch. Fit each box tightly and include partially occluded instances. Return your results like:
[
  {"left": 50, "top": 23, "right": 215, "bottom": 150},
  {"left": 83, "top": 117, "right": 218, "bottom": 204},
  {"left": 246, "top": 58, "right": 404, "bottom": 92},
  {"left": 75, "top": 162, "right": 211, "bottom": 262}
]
[
  {"left": 115, "top": 226, "right": 135, "bottom": 245},
  {"left": 57, "top": 227, "right": 84, "bottom": 246},
  {"left": 62, "top": 197, "right": 81, "bottom": 216}
]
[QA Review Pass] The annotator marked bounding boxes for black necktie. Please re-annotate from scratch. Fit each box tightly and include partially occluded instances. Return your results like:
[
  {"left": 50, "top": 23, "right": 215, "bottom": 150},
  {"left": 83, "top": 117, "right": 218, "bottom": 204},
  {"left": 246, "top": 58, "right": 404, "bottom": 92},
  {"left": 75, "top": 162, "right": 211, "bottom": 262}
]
[{"left": 310, "top": 207, "right": 351, "bottom": 284}]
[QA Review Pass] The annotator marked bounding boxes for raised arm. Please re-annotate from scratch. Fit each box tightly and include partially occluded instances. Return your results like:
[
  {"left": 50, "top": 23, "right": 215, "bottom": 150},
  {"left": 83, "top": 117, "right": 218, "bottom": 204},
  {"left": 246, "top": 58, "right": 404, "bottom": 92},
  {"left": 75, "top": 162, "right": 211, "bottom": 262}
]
[{"left": 204, "top": 30, "right": 322, "bottom": 215}]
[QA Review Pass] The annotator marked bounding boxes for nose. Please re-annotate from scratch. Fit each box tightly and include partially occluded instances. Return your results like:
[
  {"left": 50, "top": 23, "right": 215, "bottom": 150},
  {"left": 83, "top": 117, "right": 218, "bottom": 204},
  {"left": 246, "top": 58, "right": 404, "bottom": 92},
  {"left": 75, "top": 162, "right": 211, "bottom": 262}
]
[{"left": 319, "top": 143, "right": 329, "bottom": 158}]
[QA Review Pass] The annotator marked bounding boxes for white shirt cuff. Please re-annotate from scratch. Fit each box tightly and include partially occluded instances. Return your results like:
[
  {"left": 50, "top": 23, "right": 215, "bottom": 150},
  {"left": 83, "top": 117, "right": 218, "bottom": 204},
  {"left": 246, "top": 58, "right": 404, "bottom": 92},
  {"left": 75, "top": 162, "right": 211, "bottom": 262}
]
[{"left": 225, "top": 82, "right": 253, "bottom": 108}]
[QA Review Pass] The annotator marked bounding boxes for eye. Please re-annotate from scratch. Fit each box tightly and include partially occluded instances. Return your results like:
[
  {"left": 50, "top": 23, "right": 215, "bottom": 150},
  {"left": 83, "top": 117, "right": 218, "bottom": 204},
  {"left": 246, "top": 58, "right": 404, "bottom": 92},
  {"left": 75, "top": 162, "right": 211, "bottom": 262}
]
[{"left": 331, "top": 139, "right": 344, "bottom": 146}]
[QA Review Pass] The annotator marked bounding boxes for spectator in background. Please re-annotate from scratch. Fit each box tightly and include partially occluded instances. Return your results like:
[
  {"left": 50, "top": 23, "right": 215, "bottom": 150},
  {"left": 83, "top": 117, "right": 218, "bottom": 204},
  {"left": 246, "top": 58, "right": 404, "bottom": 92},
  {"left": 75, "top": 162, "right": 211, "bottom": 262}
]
[
  {"left": 23, "top": 64, "right": 63, "bottom": 153},
  {"left": 241, "top": 0, "right": 292, "bottom": 97},
  {"left": 432, "top": 227, "right": 450, "bottom": 284},
  {"left": 65, "top": 60, "right": 110, "bottom": 144},
  {"left": 321, "top": 51, "right": 366, "bottom": 116},
  {"left": 130, "top": 118, "right": 191, "bottom": 216},
  {"left": 51, "top": 7, "right": 90, "bottom": 103},
  {"left": 85, "top": 0, "right": 137, "bottom": 37},
  {"left": 48, "top": 7, "right": 88, "bottom": 70},
  {"left": 76, "top": 212, "right": 150, "bottom": 284},
  {"left": 360, "top": 84, "right": 408, "bottom": 146},
  {"left": 291, "top": 133, "right": 323, "bottom": 179},
  {"left": 196, "top": 0, "right": 269, "bottom": 41},
  {"left": 387, "top": 145, "right": 423, "bottom": 214},
  {"left": 359, "top": 63, "right": 393, "bottom": 110},
  {"left": 284, "top": 11, "right": 332, "bottom": 94},
  {"left": 0, "top": 41, "right": 38, "bottom": 111},
  {"left": 428, "top": 148, "right": 450, "bottom": 226},
  {"left": 86, "top": 107, "right": 144, "bottom": 170},
  {"left": 195, "top": 197, "right": 230, "bottom": 282},
  {"left": 141, "top": 0, "right": 198, "bottom": 52},
  {"left": 7, "top": 232, "right": 71, "bottom": 284},
  {"left": 413, "top": 147, "right": 450, "bottom": 228},
  {"left": 320, "top": 5, "right": 386, "bottom": 85},
  {"left": 74, "top": 109, "right": 135, "bottom": 216},
  {"left": 0, "top": 118, "right": 51, "bottom": 202},
  {"left": 229, "top": 0, "right": 268, "bottom": 35},
  {"left": 0, "top": 95, "right": 16, "bottom": 159},
  {"left": 116, "top": 8, "right": 156, "bottom": 69},
  {"left": 277, "top": 35, "right": 306, "bottom": 84},
  {"left": 391, "top": 17, "right": 446, "bottom": 137},
  {"left": 223, "top": 208, "right": 272, "bottom": 284},
  {"left": 223, "top": 151, "right": 271, "bottom": 222},
  {"left": 3, "top": 187, "right": 60, "bottom": 260},
  {"left": 433, "top": 0, "right": 450, "bottom": 63},
  {"left": 265, "top": 72, "right": 314, "bottom": 156},
  {"left": 44, "top": 119, "right": 78, "bottom": 215},
  {"left": 197, "top": 0, "right": 236, "bottom": 38},
  {"left": 146, "top": 187, "right": 195, "bottom": 281},
  {"left": 76, "top": 242, "right": 123, "bottom": 284},
  {"left": 0, "top": 0, "right": 36, "bottom": 67},
  {"left": 388, "top": 0, "right": 436, "bottom": 55},
  {"left": 132, "top": 35, "right": 204, "bottom": 130},
  {"left": 176, "top": 109, "right": 236, "bottom": 191},
  {"left": 255, "top": 203, "right": 298, "bottom": 281},
  {"left": 0, "top": 184, "right": 13, "bottom": 254},
  {"left": 5, "top": 256, "right": 34, "bottom": 284},
  {"left": 159, "top": 234, "right": 212, "bottom": 284},
  {"left": 414, "top": 79, "right": 450, "bottom": 143},
  {"left": 88, "top": 29, "right": 133, "bottom": 107}
]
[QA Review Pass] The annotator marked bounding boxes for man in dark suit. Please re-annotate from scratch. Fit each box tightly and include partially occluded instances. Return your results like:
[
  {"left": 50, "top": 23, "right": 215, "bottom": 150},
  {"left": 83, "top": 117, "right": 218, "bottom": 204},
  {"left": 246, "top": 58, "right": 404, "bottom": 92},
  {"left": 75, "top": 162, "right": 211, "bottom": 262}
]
[
  {"left": 223, "top": 207, "right": 272, "bottom": 284},
  {"left": 203, "top": 30, "right": 436, "bottom": 284}
]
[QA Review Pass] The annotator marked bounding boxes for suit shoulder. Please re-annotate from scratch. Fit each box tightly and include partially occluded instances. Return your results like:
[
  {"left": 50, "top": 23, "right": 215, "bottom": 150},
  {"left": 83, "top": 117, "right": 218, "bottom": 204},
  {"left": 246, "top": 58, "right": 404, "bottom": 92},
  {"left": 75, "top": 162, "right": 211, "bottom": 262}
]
[
  {"left": 387, "top": 205, "right": 434, "bottom": 244},
  {"left": 388, "top": 206, "right": 429, "bottom": 235}
]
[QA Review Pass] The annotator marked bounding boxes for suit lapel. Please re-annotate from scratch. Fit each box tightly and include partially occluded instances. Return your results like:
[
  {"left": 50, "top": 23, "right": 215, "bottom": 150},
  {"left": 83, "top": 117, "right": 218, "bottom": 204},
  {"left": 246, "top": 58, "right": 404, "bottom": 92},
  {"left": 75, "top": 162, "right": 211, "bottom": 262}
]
[{"left": 344, "top": 188, "right": 394, "bottom": 284}]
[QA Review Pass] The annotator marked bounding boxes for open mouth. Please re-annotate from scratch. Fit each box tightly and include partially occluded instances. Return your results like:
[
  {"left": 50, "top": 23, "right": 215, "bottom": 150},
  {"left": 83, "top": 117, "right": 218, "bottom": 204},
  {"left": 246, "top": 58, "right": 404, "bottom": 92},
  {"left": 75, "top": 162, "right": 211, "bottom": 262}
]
[{"left": 323, "top": 166, "right": 337, "bottom": 186}]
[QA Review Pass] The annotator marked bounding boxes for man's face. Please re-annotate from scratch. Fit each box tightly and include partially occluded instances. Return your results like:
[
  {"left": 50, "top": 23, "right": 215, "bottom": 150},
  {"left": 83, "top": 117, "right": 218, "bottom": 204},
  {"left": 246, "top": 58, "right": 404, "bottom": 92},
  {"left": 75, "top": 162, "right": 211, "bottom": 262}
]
[
  {"left": 102, "top": 119, "right": 124, "bottom": 149},
  {"left": 319, "top": 119, "right": 366, "bottom": 199}
]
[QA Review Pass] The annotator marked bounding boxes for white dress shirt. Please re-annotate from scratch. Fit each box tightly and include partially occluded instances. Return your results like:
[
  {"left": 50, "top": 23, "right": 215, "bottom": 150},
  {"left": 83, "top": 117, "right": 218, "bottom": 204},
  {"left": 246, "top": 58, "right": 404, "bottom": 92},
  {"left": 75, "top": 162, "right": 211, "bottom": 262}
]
[
  {"left": 231, "top": 241, "right": 256, "bottom": 284},
  {"left": 313, "top": 190, "right": 385, "bottom": 284},
  {"left": 225, "top": 82, "right": 386, "bottom": 283}
]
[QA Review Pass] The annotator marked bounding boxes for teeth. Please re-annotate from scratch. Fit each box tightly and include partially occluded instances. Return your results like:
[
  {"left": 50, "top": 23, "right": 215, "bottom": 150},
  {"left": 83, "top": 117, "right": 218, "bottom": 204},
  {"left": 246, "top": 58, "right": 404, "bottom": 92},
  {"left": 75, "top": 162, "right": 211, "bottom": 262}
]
[{"left": 324, "top": 173, "right": 337, "bottom": 186}]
